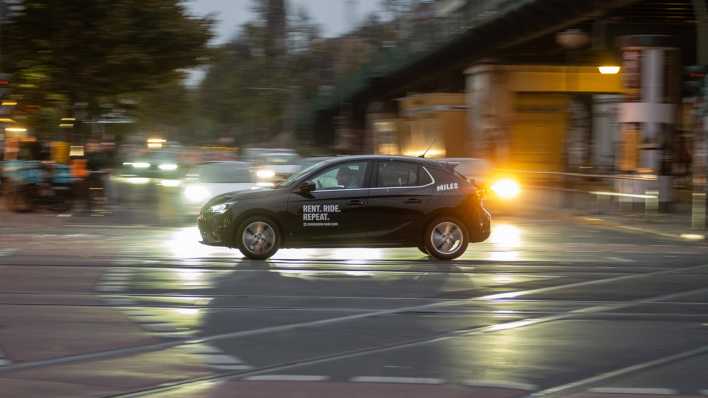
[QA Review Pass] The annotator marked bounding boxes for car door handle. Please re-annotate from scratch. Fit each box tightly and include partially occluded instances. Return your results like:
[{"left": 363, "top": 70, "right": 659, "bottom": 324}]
[
  {"left": 348, "top": 199, "right": 366, "bottom": 207},
  {"left": 404, "top": 198, "right": 422, "bottom": 204}
]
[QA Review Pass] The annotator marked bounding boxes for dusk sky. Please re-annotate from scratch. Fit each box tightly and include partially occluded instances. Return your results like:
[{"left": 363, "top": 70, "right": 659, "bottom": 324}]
[{"left": 188, "top": 0, "right": 383, "bottom": 44}]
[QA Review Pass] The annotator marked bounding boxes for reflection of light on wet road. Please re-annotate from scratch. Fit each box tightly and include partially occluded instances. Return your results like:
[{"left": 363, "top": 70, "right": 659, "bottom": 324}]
[
  {"left": 490, "top": 224, "right": 522, "bottom": 247},
  {"left": 176, "top": 269, "right": 207, "bottom": 287},
  {"left": 173, "top": 308, "right": 200, "bottom": 316},
  {"left": 276, "top": 248, "right": 385, "bottom": 262},
  {"left": 492, "top": 274, "right": 516, "bottom": 284},
  {"left": 487, "top": 223, "right": 522, "bottom": 262},
  {"left": 488, "top": 251, "right": 519, "bottom": 261},
  {"left": 166, "top": 227, "right": 234, "bottom": 258}
]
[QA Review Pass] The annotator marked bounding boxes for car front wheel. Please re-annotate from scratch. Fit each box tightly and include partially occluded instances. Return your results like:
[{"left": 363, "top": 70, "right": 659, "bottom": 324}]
[
  {"left": 238, "top": 216, "right": 280, "bottom": 260},
  {"left": 424, "top": 217, "right": 468, "bottom": 260}
]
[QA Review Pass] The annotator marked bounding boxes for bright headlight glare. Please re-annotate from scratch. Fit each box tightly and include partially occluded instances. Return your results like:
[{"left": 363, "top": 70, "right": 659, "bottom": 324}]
[
  {"left": 184, "top": 185, "right": 210, "bottom": 203},
  {"left": 210, "top": 201, "right": 236, "bottom": 214},
  {"left": 491, "top": 178, "right": 520, "bottom": 200},
  {"left": 132, "top": 162, "right": 150, "bottom": 169},
  {"left": 159, "top": 163, "right": 178, "bottom": 171},
  {"left": 256, "top": 169, "right": 276, "bottom": 179}
]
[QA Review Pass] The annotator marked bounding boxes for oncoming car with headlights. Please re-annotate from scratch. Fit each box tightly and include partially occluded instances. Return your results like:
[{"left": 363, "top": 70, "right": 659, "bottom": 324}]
[
  {"left": 198, "top": 155, "right": 491, "bottom": 260},
  {"left": 182, "top": 161, "right": 270, "bottom": 216}
]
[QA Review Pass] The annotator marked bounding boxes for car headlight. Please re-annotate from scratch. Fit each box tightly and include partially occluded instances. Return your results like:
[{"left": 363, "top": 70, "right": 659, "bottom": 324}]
[
  {"left": 490, "top": 178, "right": 520, "bottom": 200},
  {"left": 209, "top": 201, "right": 236, "bottom": 214},
  {"left": 184, "top": 185, "right": 210, "bottom": 203},
  {"left": 158, "top": 163, "right": 178, "bottom": 171},
  {"left": 256, "top": 168, "right": 276, "bottom": 179},
  {"left": 132, "top": 162, "right": 150, "bottom": 169}
]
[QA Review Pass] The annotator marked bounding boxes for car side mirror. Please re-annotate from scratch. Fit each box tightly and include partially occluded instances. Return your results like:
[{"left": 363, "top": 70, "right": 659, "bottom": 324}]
[{"left": 298, "top": 181, "right": 316, "bottom": 195}]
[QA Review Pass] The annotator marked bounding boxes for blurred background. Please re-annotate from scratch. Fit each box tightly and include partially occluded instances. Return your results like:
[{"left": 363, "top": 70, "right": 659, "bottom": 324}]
[{"left": 0, "top": 0, "right": 707, "bottom": 230}]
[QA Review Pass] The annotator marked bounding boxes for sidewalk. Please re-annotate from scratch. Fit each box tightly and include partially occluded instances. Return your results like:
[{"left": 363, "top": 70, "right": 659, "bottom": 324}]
[{"left": 522, "top": 188, "right": 707, "bottom": 242}]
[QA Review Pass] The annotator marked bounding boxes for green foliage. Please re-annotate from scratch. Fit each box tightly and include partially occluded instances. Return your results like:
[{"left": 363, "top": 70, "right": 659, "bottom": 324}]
[{"left": 5, "top": 0, "right": 214, "bottom": 120}]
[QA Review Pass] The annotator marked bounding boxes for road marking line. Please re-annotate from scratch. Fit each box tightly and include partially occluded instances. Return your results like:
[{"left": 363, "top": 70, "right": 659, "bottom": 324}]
[
  {"left": 588, "top": 387, "right": 677, "bottom": 395},
  {"left": 66, "top": 224, "right": 151, "bottom": 229},
  {"left": 101, "top": 276, "right": 129, "bottom": 282},
  {"left": 122, "top": 311, "right": 156, "bottom": 317},
  {"left": 201, "top": 354, "right": 242, "bottom": 365},
  {"left": 0, "top": 249, "right": 16, "bottom": 257},
  {"left": 464, "top": 380, "right": 538, "bottom": 391},
  {"left": 351, "top": 376, "right": 444, "bottom": 384},
  {"left": 606, "top": 257, "right": 636, "bottom": 263},
  {"left": 535, "top": 345, "right": 708, "bottom": 397},
  {"left": 6, "top": 264, "right": 708, "bottom": 377},
  {"left": 209, "top": 364, "right": 252, "bottom": 370},
  {"left": 245, "top": 375, "right": 329, "bottom": 382},
  {"left": 96, "top": 285, "right": 125, "bottom": 292},
  {"left": 141, "top": 323, "right": 180, "bottom": 332},
  {"left": 181, "top": 344, "right": 223, "bottom": 355}
]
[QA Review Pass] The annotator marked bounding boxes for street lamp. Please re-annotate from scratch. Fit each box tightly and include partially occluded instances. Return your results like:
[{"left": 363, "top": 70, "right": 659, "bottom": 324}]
[{"left": 598, "top": 65, "right": 621, "bottom": 75}]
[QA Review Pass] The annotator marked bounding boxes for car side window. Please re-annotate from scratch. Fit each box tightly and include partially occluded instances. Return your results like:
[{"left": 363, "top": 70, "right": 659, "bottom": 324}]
[
  {"left": 376, "top": 161, "right": 424, "bottom": 188},
  {"left": 310, "top": 161, "right": 368, "bottom": 190}
]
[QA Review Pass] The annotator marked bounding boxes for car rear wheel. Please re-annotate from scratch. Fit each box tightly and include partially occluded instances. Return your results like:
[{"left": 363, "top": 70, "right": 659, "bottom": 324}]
[
  {"left": 238, "top": 216, "right": 280, "bottom": 260},
  {"left": 424, "top": 217, "right": 468, "bottom": 260}
]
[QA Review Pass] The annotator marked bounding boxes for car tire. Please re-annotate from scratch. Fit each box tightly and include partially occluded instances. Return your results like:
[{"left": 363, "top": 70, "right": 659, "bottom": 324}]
[
  {"left": 237, "top": 216, "right": 280, "bottom": 260},
  {"left": 424, "top": 216, "right": 468, "bottom": 261}
]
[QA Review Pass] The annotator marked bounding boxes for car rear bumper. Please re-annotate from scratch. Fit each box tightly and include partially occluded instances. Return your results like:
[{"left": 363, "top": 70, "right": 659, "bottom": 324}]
[{"left": 468, "top": 207, "right": 491, "bottom": 243}]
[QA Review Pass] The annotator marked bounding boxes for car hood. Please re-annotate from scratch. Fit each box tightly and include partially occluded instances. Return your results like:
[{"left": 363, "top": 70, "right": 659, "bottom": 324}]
[{"left": 205, "top": 186, "right": 288, "bottom": 207}]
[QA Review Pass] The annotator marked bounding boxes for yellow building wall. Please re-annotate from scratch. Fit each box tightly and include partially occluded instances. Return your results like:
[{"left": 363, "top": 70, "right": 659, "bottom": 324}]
[
  {"left": 398, "top": 93, "right": 466, "bottom": 158},
  {"left": 441, "top": 110, "right": 467, "bottom": 157},
  {"left": 509, "top": 93, "right": 568, "bottom": 172},
  {"left": 502, "top": 66, "right": 621, "bottom": 172},
  {"left": 506, "top": 65, "right": 623, "bottom": 93}
]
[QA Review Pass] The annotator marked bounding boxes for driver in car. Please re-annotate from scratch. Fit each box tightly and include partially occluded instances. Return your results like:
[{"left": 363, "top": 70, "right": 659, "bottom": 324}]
[{"left": 336, "top": 166, "right": 359, "bottom": 189}]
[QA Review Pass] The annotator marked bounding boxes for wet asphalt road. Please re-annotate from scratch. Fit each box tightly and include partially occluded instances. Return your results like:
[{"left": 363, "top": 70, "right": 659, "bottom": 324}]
[{"left": 1, "top": 207, "right": 708, "bottom": 397}]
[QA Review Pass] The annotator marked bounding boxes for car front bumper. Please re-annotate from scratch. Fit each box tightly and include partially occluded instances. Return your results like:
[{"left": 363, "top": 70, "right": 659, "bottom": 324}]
[{"left": 197, "top": 211, "right": 233, "bottom": 247}]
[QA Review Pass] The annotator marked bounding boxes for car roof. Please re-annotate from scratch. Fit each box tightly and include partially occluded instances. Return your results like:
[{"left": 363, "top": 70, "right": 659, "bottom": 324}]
[{"left": 319, "top": 154, "right": 446, "bottom": 168}]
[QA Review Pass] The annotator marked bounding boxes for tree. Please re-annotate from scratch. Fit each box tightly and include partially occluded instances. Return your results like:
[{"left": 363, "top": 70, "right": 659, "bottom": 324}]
[
  {"left": 198, "top": 1, "right": 323, "bottom": 145},
  {"left": 4, "top": 0, "right": 214, "bottom": 123}
]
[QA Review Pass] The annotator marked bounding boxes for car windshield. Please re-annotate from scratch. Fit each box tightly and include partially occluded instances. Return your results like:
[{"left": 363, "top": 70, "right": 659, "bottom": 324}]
[
  {"left": 189, "top": 163, "right": 253, "bottom": 183},
  {"left": 278, "top": 159, "right": 329, "bottom": 187}
]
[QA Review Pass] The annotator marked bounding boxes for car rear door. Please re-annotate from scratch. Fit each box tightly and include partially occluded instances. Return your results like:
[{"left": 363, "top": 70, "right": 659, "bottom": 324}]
[
  {"left": 284, "top": 160, "right": 373, "bottom": 245},
  {"left": 364, "top": 160, "right": 435, "bottom": 244}
]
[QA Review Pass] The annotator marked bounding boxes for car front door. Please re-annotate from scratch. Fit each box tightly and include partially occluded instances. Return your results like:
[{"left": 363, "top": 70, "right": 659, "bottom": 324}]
[
  {"left": 285, "top": 160, "right": 373, "bottom": 246},
  {"left": 365, "top": 160, "right": 434, "bottom": 244}
]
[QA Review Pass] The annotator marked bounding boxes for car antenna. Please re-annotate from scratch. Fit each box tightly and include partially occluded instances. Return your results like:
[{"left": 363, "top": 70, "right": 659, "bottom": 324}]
[{"left": 419, "top": 136, "right": 437, "bottom": 158}]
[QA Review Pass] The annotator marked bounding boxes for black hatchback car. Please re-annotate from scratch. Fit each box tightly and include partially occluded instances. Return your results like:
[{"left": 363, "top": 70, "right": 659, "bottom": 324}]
[{"left": 197, "top": 155, "right": 491, "bottom": 260}]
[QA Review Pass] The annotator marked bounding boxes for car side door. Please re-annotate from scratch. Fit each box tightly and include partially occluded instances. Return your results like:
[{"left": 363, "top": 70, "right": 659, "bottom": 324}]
[
  {"left": 364, "top": 160, "right": 435, "bottom": 244},
  {"left": 285, "top": 160, "right": 373, "bottom": 246}
]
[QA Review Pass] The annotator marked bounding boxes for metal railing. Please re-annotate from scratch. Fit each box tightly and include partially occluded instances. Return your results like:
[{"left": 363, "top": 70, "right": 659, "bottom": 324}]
[{"left": 506, "top": 170, "right": 706, "bottom": 230}]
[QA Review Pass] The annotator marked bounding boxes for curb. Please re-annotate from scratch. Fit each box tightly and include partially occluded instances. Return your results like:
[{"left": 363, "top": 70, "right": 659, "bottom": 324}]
[{"left": 571, "top": 215, "right": 705, "bottom": 243}]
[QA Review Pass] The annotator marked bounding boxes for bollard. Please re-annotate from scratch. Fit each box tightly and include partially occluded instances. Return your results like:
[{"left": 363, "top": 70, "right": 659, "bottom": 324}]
[
  {"left": 645, "top": 190, "right": 659, "bottom": 219},
  {"left": 692, "top": 192, "right": 706, "bottom": 230}
]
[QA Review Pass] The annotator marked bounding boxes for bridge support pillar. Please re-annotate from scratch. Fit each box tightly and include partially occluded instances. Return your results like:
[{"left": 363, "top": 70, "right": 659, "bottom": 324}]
[{"left": 465, "top": 62, "right": 512, "bottom": 164}]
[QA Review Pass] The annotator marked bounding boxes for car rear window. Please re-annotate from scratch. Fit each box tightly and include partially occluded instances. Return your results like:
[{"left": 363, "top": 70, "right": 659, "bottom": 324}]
[{"left": 376, "top": 161, "right": 428, "bottom": 188}]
